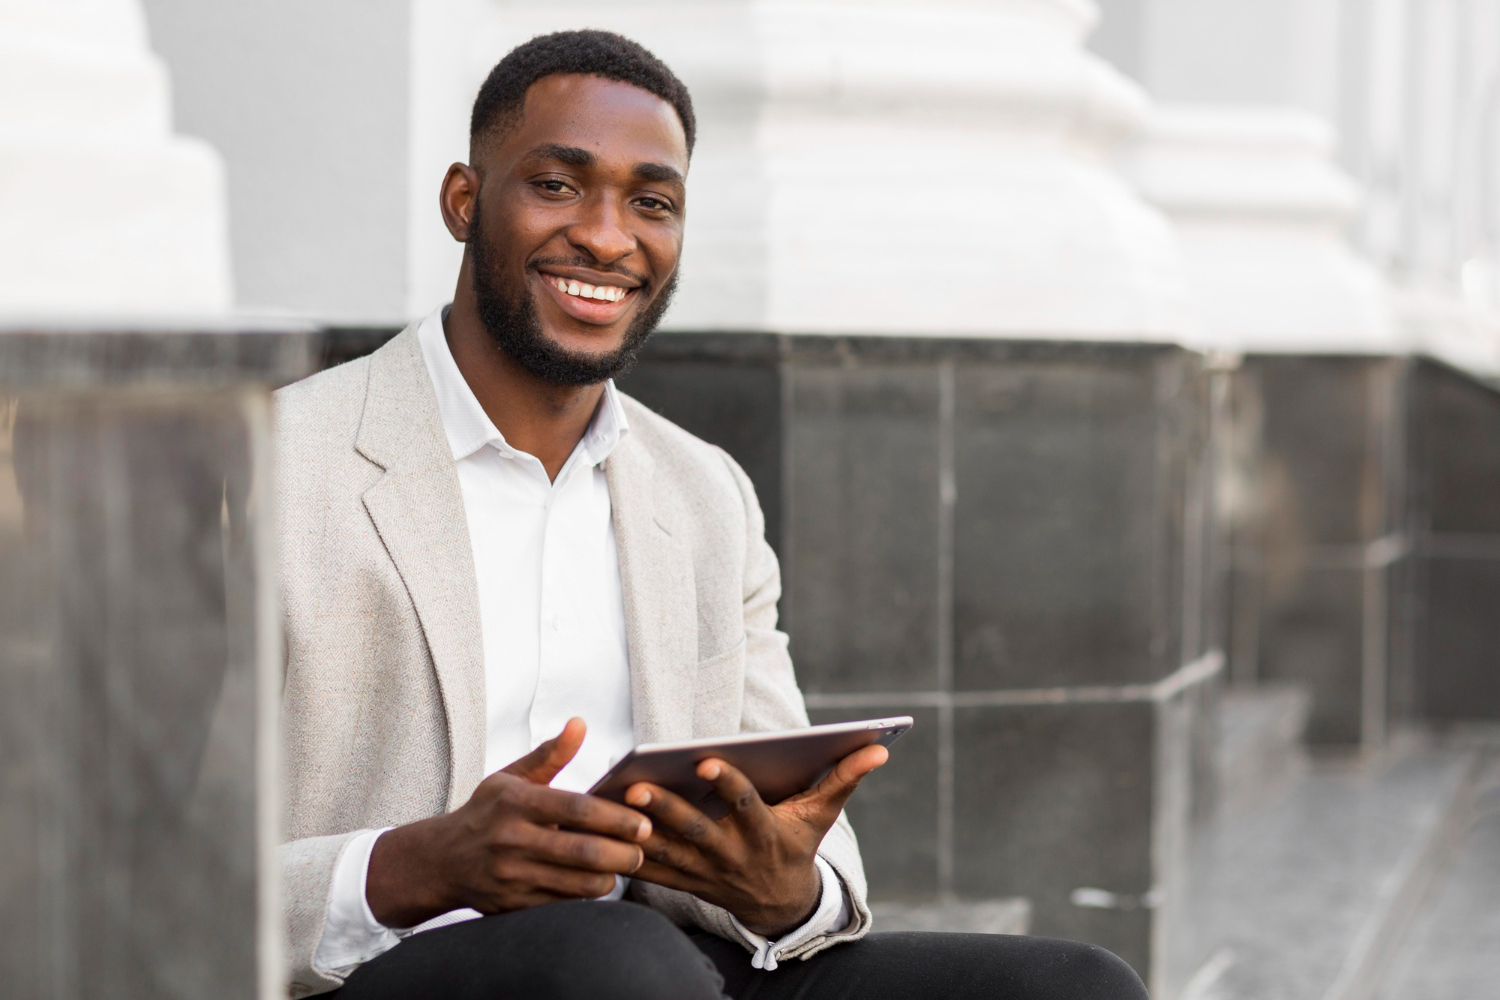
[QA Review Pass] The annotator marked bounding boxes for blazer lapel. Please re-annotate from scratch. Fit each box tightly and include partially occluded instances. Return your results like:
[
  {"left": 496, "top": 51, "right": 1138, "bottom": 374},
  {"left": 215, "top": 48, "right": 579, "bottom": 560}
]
[
  {"left": 606, "top": 435, "right": 698, "bottom": 745},
  {"left": 355, "top": 326, "right": 486, "bottom": 810}
]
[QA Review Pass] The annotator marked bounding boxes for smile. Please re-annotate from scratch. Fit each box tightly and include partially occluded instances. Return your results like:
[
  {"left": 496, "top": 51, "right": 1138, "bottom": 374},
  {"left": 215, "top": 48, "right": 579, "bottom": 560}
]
[{"left": 547, "top": 275, "right": 630, "bottom": 303}]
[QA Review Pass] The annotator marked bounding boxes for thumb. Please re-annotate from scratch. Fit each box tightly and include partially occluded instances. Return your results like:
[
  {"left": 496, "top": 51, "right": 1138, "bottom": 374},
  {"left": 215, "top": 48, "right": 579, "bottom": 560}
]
[
  {"left": 501, "top": 717, "right": 586, "bottom": 785},
  {"left": 784, "top": 743, "right": 888, "bottom": 828}
]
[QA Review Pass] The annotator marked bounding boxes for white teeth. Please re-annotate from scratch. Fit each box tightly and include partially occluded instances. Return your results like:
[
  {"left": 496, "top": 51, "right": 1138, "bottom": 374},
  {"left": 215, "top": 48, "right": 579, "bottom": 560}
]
[{"left": 551, "top": 277, "right": 627, "bottom": 302}]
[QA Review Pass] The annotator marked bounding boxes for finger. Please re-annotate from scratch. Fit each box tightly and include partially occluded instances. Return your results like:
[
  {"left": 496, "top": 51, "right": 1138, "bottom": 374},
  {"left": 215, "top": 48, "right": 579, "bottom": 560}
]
[
  {"left": 518, "top": 826, "right": 645, "bottom": 875},
  {"left": 784, "top": 744, "right": 889, "bottom": 826},
  {"left": 623, "top": 782, "right": 725, "bottom": 854},
  {"left": 501, "top": 717, "right": 586, "bottom": 785},
  {"left": 472, "top": 888, "right": 573, "bottom": 915},
  {"left": 696, "top": 758, "right": 776, "bottom": 842},
  {"left": 637, "top": 829, "right": 708, "bottom": 876},
  {"left": 512, "top": 781, "right": 653, "bottom": 843},
  {"left": 630, "top": 858, "right": 709, "bottom": 896},
  {"left": 493, "top": 857, "right": 620, "bottom": 900}
]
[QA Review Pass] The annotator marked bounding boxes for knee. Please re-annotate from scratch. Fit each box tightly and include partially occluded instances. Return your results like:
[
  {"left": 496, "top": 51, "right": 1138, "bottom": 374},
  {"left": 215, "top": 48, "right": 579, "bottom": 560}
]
[
  {"left": 529, "top": 902, "right": 723, "bottom": 1000},
  {"left": 1049, "top": 940, "right": 1149, "bottom": 1000}
]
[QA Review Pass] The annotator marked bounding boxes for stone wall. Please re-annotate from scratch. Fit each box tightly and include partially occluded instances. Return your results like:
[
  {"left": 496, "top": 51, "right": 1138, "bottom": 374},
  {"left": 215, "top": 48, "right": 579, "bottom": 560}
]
[
  {"left": 1404, "top": 360, "right": 1500, "bottom": 725},
  {"left": 1226, "top": 354, "right": 1500, "bottom": 748},
  {"left": 0, "top": 330, "right": 314, "bottom": 1000},
  {"left": 617, "top": 331, "right": 1224, "bottom": 986}
]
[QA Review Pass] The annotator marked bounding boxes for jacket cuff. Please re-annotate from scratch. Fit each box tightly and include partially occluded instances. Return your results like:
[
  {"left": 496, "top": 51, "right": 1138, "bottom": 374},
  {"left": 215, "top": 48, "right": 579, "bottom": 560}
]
[{"left": 727, "top": 856, "right": 850, "bottom": 971}]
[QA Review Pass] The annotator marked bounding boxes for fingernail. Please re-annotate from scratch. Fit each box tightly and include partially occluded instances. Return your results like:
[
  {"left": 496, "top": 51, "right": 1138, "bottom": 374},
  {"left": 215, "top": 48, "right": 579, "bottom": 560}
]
[
  {"left": 627, "top": 788, "right": 650, "bottom": 807},
  {"left": 637, "top": 819, "right": 652, "bottom": 840},
  {"left": 702, "top": 762, "right": 721, "bottom": 780}
]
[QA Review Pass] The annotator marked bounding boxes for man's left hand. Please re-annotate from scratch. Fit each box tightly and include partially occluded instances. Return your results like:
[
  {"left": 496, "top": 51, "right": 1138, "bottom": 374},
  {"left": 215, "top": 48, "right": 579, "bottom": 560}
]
[{"left": 624, "top": 743, "right": 888, "bottom": 937}]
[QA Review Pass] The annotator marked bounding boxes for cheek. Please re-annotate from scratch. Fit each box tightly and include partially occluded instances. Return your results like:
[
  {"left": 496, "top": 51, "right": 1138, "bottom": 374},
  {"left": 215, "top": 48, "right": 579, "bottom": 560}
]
[{"left": 641, "top": 231, "right": 684, "bottom": 282}]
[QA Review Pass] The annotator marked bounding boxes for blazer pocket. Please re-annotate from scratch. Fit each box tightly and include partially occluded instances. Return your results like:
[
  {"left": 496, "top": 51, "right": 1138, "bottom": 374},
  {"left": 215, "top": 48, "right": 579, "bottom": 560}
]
[{"left": 692, "top": 639, "right": 747, "bottom": 735}]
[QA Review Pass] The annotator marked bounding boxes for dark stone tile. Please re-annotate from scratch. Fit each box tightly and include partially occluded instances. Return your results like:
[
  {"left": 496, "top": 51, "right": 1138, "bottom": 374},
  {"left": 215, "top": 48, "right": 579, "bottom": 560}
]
[
  {"left": 952, "top": 360, "right": 1164, "bottom": 689},
  {"left": 0, "top": 328, "right": 316, "bottom": 389},
  {"left": 1251, "top": 356, "right": 1388, "bottom": 546},
  {"left": 1411, "top": 361, "right": 1500, "bottom": 536},
  {"left": 1226, "top": 564, "right": 1265, "bottom": 686},
  {"left": 809, "top": 706, "right": 940, "bottom": 899},
  {"left": 616, "top": 354, "right": 785, "bottom": 552},
  {"left": 783, "top": 365, "right": 941, "bottom": 694},
  {"left": 0, "top": 390, "right": 262, "bottom": 999},
  {"left": 1418, "top": 557, "right": 1500, "bottom": 722},
  {"left": 952, "top": 701, "right": 1158, "bottom": 978},
  {"left": 1385, "top": 554, "right": 1419, "bottom": 729},
  {"left": 1258, "top": 566, "right": 1365, "bottom": 745}
]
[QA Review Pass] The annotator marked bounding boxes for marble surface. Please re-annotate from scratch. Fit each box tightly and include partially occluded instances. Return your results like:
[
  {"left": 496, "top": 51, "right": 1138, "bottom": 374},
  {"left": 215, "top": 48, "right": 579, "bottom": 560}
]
[
  {"left": 1407, "top": 360, "right": 1500, "bottom": 724},
  {"left": 1168, "top": 743, "right": 1474, "bottom": 1000},
  {"left": 0, "top": 333, "right": 300, "bottom": 999},
  {"left": 619, "top": 332, "right": 1221, "bottom": 989},
  {"left": 0, "top": 328, "right": 316, "bottom": 388},
  {"left": 1231, "top": 355, "right": 1405, "bottom": 747},
  {"left": 1376, "top": 754, "right": 1500, "bottom": 1000},
  {"left": 870, "top": 898, "right": 1030, "bottom": 936}
]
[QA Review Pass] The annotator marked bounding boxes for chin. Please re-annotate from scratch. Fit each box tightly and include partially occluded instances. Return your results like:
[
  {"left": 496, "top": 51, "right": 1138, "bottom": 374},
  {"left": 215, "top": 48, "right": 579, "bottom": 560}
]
[{"left": 543, "top": 326, "right": 631, "bottom": 359}]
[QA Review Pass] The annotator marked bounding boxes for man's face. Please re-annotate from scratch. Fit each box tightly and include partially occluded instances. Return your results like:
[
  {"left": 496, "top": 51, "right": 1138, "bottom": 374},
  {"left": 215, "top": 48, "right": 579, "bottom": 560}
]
[{"left": 462, "top": 74, "right": 689, "bottom": 384}]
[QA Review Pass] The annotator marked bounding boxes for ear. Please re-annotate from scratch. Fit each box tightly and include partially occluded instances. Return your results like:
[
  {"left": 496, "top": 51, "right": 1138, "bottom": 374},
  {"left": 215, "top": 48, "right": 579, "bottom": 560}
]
[{"left": 439, "top": 162, "right": 481, "bottom": 242}]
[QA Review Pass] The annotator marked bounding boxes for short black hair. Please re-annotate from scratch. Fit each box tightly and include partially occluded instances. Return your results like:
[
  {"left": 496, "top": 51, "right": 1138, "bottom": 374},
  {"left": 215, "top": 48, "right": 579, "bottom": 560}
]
[{"left": 470, "top": 30, "right": 696, "bottom": 157}]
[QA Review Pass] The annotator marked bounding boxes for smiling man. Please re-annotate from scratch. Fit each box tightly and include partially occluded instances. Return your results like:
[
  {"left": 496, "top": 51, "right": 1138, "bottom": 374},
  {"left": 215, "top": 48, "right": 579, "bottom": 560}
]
[{"left": 274, "top": 30, "right": 1148, "bottom": 1000}]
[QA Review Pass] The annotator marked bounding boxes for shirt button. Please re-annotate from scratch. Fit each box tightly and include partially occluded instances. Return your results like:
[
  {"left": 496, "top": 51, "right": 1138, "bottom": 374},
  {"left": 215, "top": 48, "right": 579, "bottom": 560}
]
[{"left": 551, "top": 616, "right": 561, "bottom": 632}]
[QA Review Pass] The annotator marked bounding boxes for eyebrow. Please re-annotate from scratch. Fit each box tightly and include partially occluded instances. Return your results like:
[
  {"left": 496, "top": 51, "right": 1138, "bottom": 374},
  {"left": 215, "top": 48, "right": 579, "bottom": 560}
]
[
  {"left": 526, "top": 143, "right": 594, "bottom": 167},
  {"left": 524, "top": 142, "right": 684, "bottom": 186},
  {"left": 633, "top": 162, "right": 684, "bottom": 185}
]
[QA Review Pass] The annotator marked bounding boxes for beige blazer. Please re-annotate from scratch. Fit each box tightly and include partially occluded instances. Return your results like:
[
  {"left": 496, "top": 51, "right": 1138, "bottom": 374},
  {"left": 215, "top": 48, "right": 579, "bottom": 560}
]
[{"left": 274, "top": 325, "right": 871, "bottom": 997}]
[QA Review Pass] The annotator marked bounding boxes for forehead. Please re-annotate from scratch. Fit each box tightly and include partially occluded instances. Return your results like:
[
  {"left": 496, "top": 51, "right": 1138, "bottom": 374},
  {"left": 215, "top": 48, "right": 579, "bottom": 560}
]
[{"left": 496, "top": 73, "right": 689, "bottom": 173}]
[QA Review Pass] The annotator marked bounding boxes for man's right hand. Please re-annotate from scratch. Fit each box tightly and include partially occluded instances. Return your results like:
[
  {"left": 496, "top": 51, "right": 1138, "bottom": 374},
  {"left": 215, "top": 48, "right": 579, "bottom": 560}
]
[{"left": 365, "top": 718, "right": 652, "bottom": 928}]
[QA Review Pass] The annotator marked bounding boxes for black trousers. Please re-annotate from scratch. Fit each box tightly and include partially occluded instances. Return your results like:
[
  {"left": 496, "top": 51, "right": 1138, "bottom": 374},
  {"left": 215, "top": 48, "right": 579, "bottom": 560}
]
[{"left": 330, "top": 901, "right": 1149, "bottom": 1000}]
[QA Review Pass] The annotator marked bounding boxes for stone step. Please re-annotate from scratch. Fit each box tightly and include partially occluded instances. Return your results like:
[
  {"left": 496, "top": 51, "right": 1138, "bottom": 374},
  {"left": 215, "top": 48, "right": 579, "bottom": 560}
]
[
  {"left": 1376, "top": 750, "right": 1500, "bottom": 1000},
  {"left": 1213, "top": 684, "right": 1312, "bottom": 819},
  {"left": 1168, "top": 737, "right": 1480, "bottom": 1000},
  {"left": 869, "top": 899, "right": 1030, "bottom": 936}
]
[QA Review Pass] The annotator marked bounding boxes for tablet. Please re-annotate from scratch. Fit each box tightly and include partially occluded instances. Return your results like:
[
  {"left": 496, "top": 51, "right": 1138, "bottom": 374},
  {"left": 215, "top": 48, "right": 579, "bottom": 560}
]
[{"left": 587, "top": 716, "right": 913, "bottom": 819}]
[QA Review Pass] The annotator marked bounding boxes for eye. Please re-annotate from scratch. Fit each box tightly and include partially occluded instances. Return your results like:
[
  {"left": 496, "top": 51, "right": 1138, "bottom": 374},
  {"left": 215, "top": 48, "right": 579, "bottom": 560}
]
[
  {"left": 634, "top": 196, "right": 674, "bottom": 215},
  {"left": 535, "top": 178, "right": 577, "bottom": 197}
]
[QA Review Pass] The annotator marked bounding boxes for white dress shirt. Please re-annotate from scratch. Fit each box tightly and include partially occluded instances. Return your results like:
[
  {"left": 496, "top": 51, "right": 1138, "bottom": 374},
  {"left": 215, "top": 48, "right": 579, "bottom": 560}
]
[{"left": 313, "top": 306, "right": 847, "bottom": 977}]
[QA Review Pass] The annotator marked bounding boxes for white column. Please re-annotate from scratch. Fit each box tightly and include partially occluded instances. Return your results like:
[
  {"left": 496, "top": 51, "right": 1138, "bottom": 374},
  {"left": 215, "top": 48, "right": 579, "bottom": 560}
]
[
  {"left": 0, "top": 0, "right": 231, "bottom": 320},
  {"left": 1094, "top": 0, "right": 1500, "bottom": 373},
  {"left": 407, "top": 0, "right": 1191, "bottom": 340},
  {"left": 1126, "top": 106, "right": 1393, "bottom": 354}
]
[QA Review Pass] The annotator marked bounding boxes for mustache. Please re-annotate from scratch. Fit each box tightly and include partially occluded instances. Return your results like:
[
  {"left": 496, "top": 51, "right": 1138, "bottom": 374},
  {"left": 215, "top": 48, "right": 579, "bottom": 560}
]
[{"left": 527, "top": 256, "right": 650, "bottom": 292}]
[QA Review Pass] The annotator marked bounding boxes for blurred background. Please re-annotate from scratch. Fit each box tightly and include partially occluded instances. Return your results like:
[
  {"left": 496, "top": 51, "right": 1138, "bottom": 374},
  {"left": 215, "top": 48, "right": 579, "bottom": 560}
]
[{"left": 2, "top": 1, "right": 1499, "bottom": 998}]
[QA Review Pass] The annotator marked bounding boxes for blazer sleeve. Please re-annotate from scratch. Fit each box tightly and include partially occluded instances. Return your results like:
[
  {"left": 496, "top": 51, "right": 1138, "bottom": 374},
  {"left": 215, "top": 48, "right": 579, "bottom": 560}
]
[
  {"left": 629, "top": 451, "right": 874, "bottom": 962},
  {"left": 282, "top": 831, "right": 364, "bottom": 997}
]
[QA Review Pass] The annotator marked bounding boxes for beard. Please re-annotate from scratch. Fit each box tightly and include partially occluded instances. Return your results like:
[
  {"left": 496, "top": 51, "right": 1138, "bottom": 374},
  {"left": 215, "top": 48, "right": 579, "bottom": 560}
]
[{"left": 466, "top": 204, "right": 677, "bottom": 386}]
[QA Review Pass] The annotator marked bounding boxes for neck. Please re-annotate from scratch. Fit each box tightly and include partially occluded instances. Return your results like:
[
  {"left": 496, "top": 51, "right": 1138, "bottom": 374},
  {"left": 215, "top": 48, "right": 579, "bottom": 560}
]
[{"left": 443, "top": 275, "right": 606, "bottom": 482}]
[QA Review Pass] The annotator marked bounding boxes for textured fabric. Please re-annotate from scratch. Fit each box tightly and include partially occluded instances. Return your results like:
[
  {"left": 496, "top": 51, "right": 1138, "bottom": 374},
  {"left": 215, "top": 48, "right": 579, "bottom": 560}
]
[
  {"left": 316, "top": 308, "right": 847, "bottom": 977},
  {"left": 692, "top": 930, "right": 1151, "bottom": 1000},
  {"left": 322, "top": 907, "right": 1149, "bottom": 1000},
  {"left": 329, "top": 902, "right": 728, "bottom": 1000},
  {"left": 315, "top": 828, "right": 396, "bottom": 974},
  {"left": 275, "top": 324, "right": 871, "bottom": 997}
]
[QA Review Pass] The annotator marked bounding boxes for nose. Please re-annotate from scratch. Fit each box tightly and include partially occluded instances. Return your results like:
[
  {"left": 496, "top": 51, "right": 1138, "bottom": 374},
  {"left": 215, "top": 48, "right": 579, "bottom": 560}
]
[{"left": 567, "top": 191, "right": 636, "bottom": 266}]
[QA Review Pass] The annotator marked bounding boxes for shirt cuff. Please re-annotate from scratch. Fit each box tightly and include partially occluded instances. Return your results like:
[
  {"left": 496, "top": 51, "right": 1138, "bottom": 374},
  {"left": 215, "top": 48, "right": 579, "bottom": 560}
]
[
  {"left": 313, "top": 828, "right": 402, "bottom": 976},
  {"left": 727, "top": 856, "right": 853, "bottom": 971}
]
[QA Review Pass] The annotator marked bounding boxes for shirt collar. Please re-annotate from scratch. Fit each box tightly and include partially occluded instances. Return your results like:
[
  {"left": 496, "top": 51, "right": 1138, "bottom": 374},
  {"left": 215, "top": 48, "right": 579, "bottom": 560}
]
[{"left": 415, "top": 304, "right": 630, "bottom": 467}]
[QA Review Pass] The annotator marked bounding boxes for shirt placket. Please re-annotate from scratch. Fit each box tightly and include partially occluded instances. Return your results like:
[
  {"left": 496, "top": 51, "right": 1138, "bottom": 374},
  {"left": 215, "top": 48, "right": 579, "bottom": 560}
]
[{"left": 528, "top": 455, "right": 580, "bottom": 750}]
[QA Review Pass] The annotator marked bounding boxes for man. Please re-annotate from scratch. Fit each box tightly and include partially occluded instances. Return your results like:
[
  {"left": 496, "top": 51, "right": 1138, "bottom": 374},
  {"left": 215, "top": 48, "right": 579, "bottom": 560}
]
[{"left": 276, "top": 29, "right": 1149, "bottom": 1000}]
